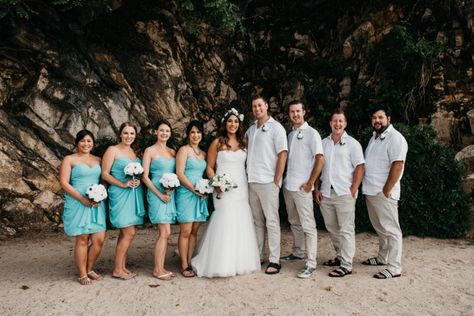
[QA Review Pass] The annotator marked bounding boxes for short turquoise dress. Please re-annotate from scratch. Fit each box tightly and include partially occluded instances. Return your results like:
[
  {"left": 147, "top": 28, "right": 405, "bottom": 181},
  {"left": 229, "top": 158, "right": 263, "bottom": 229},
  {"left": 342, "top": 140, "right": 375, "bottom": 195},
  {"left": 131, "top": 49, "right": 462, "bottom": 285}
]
[
  {"left": 63, "top": 163, "right": 106, "bottom": 237},
  {"left": 176, "top": 157, "right": 209, "bottom": 223},
  {"left": 108, "top": 157, "right": 145, "bottom": 228},
  {"left": 147, "top": 157, "right": 177, "bottom": 224}
]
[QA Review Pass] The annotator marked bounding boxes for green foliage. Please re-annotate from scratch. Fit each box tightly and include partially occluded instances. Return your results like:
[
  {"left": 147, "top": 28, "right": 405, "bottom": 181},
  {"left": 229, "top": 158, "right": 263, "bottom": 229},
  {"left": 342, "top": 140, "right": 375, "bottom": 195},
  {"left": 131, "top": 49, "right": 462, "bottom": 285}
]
[
  {"left": 0, "top": 0, "right": 84, "bottom": 27},
  {"left": 372, "top": 22, "right": 444, "bottom": 121},
  {"left": 391, "top": 23, "right": 443, "bottom": 61},
  {"left": 352, "top": 124, "right": 470, "bottom": 238},
  {"left": 181, "top": 0, "right": 244, "bottom": 35}
]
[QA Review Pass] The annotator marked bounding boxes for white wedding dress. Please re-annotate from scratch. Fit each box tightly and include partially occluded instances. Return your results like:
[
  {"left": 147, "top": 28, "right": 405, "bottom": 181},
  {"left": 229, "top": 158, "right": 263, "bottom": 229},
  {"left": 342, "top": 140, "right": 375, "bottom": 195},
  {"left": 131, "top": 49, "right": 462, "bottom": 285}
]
[{"left": 192, "top": 149, "right": 261, "bottom": 277}]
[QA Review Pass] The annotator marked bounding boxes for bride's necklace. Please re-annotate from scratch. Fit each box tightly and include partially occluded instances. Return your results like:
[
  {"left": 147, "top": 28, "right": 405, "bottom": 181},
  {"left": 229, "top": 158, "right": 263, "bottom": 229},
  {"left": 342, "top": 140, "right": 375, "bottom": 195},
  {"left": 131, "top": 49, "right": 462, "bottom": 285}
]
[{"left": 190, "top": 145, "right": 201, "bottom": 157}]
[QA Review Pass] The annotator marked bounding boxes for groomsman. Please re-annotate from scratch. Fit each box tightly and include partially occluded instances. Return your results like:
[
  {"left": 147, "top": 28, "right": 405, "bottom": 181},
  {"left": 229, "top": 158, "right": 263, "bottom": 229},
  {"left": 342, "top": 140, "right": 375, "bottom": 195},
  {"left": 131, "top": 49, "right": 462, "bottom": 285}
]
[
  {"left": 362, "top": 106, "right": 408, "bottom": 279},
  {"left": 246, "top": 95, "right": 288, "bottom": 275},
  {"left": 281, "top": 100, "right": 324, "bottom": 279},
  {"left": 314, "top": 109, "right": 365, "bottom": 277}
]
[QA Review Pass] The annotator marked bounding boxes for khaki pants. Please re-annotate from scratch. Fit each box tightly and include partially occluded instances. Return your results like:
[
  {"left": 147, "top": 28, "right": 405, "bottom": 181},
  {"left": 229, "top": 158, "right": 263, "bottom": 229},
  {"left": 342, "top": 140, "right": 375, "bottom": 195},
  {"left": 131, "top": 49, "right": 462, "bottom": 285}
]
[
  {"left": 249, "top": 183, "right": 281, "bottom": 264},
  {"left": 283, "top": 188, "right": 317, "bottom": 269},
  {"left": 320, "top": 190, "right": 356, "bottom": 271},
  {"left": 365, "top": 192, "right": 402, "bottom": 274}
]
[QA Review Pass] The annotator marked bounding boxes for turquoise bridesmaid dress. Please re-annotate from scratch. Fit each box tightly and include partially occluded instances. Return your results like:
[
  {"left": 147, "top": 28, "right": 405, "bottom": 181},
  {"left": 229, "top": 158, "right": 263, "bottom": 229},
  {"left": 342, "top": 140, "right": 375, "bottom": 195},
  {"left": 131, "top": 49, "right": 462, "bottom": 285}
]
[
  {"left": 147, "top": 157, "right": 177, "bottom": 224},
  {"left": 176, "top": 157, "right": 209, "bottom": 223},
  {"left": 63, "top": 163, "right": 106, "bottom": 237},
  {"left": 108, "top": 157, "right": 145, "bottom": 228}
]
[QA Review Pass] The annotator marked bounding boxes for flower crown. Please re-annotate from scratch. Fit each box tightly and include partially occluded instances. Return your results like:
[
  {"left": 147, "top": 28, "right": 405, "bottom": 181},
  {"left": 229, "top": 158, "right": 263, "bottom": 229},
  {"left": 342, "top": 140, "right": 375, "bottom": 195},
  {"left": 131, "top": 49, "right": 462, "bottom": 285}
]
[{"left": 221, "top": 108, "right": 244, "bottom": 123}]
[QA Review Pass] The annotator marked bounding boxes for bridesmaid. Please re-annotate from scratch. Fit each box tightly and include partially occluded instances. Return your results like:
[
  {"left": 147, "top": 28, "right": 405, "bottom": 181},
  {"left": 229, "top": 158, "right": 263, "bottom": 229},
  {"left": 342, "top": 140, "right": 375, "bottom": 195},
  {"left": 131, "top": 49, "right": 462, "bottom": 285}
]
[
  {"left": 142, "top": 119, "right": 177, "bottom": 280},
  {"left": 59, "top": 130, "right": 106, "bottom": 285},
  {"left": 102, "top": 122, "right": 145, "bottom": 280},
  {"left": 175, "top": 120, "right": 209, "bottom": 277}
]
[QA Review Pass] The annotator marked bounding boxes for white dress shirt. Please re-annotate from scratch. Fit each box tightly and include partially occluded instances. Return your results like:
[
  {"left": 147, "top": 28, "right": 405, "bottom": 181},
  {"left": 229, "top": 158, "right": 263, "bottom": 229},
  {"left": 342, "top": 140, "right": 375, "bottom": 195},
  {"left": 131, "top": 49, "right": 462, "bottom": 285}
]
[
  {"left": 320, "top": 131, "right": 365, "bottom": 198},
  {"left": 362, "top": 124, "right": 408, "bottom": 200},
  {"left": 283, "top": 122, "right": 323, "bottom": 191},
  {"left": 246, "top": 117, "right": 288, "bottom": 184}
]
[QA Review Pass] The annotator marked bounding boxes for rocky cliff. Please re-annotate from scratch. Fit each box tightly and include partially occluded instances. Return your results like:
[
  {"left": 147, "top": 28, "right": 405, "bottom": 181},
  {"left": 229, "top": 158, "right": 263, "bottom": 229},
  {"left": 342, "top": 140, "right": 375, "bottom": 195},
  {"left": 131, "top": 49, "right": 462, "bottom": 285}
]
[{"left": 0, "top": 0, "right": 472, "bottom": 237}]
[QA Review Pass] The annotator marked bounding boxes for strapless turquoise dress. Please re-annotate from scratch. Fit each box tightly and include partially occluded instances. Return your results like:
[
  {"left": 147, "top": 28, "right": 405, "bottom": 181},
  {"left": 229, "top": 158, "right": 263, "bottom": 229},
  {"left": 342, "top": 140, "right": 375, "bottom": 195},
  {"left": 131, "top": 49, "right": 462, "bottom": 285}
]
[
  {"left": 176, "top": 157, "right": 208, "bottom": 223},
  {"left": 63, "top": 163, "right": 106, "bottom": 237},
  {"left": 148, "top": 157, "right": 177, "bottom": 224},
  {"left": 108, "top": 157, "right": 145, "bottom": 228}
]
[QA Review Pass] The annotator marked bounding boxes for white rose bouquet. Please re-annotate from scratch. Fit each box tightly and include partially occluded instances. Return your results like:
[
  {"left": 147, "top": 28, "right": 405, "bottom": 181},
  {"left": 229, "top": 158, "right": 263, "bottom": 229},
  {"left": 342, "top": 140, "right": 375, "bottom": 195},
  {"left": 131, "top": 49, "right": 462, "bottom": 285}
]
[
  {"left": 195, "top": 179, "right": 213, "bottom": 196},
  {"left": 124, "top": 162, "right": 144, "bottom": 190},
  {"left": 124, "top": 162, "right": 144, "bottom": 179},
  {"left": 209, "top": 173, "right": 238, "bottom": 199},
  {"left": 86, "top": 184, "right": 108, "bottom": 206},
  {"left": 159, "top": 173, "right": 180, "bottom": 194}
]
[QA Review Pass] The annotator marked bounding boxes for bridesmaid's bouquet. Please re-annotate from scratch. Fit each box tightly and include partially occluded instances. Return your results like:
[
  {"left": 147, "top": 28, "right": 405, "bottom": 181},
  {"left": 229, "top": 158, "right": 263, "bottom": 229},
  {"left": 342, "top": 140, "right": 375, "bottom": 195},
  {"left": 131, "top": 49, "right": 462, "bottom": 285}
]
[
  {"left": 124, "top": 162, "right": 144, "bottom": 179},
  {"left": 209, "top": 174, "right": 238, "bottom": 199},
  {"left": 86, "top": 184, "right": 108, "bottom": 206},
  {"left": 124, "top": 162, "right": 143, "bottom": 191},
  {"left": 159, "top": 173, "right": 180, "bottom": 195},
  {"left": 195, "top": 179, "right": 213, "bottom": 196}
]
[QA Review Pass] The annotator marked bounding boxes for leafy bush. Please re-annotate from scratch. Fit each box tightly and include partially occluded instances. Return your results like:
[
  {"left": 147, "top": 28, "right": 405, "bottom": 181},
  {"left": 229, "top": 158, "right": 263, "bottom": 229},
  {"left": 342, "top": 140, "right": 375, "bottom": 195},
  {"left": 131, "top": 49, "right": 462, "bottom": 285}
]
[
  {"left": 0, "top": 0, "right": 84, "bottom": 27},
  {"left": 181, "top": 0, "right": 244, "bottom": 35},
  {"left": 351, "top": 123, "right": 470, "bottom": 238}
]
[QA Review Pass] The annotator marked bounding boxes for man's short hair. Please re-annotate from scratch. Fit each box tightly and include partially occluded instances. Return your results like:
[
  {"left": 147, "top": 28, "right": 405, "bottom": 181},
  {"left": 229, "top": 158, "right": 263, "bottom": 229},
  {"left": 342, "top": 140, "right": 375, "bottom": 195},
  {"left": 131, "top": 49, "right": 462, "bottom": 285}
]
[
  {"left": 370, "top": 105, "right": 391, "bottom": 117},
  {"left": 251, "top": 94, "right": 268, "bottom": 104},
  {"left": 330, "top": 108, "right": 347, "bottom": 121},
  {"left": 288, "top": 99, "right": 306, "bottom": 111}
]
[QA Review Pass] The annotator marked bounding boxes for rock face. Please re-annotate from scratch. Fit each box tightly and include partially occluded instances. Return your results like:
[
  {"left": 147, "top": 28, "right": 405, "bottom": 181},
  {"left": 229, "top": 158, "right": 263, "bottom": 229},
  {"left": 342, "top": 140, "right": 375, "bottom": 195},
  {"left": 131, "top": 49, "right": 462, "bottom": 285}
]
[{"left": 0, "top": 1, "right": 473, "bottom": 236}]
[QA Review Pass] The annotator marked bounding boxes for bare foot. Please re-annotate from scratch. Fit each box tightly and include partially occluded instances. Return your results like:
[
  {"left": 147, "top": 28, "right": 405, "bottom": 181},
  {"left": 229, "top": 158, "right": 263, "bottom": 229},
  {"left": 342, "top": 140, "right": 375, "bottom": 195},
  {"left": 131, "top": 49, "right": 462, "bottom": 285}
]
[
  {"left": 87, "top": 270, "right": 104, "bottom": 281},
  {"left": 78, "top": 275, "right": 92, "bottom": 285}
]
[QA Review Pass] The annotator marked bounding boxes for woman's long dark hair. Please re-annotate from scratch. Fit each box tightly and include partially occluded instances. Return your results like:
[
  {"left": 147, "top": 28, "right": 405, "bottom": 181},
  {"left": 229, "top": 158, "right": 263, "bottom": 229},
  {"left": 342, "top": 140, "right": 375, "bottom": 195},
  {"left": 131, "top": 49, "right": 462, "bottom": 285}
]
[
  {"left": 218, "top": 113, "right": 246, "bottom": 150},
  {"left": 74, "top": 129, "right": 95, "bottom": 147},
  {"left": 185, "top": 120, "right": 204, "bottom": 145}
]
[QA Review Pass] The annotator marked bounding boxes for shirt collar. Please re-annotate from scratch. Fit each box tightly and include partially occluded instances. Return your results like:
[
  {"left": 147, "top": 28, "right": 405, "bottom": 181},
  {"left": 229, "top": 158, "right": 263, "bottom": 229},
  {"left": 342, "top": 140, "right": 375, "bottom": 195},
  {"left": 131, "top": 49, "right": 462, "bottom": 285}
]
[
  {"left": 373, "top": 124, "right": 393, "bottom": 139},
  {"left": 292, "top": 121, "right": 308, "bottom": 131},
  {"left": 254, "top": 116, "right": 275, "bottom": 126},
  {"left": 329, "top": 130, "right": 348, "bottom": 140}
]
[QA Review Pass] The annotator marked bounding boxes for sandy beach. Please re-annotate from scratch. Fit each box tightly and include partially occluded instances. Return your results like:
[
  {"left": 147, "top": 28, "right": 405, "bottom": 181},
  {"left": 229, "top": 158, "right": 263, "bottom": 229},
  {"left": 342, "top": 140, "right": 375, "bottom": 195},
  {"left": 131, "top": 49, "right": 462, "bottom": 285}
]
[{"left": 0, "top": 226, "right": 473, "bottom": 316}]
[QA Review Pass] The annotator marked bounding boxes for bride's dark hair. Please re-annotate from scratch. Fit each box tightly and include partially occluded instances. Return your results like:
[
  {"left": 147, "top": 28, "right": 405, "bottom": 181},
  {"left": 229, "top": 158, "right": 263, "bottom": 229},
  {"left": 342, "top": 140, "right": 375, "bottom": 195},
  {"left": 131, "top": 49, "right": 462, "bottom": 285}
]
[{"left": 218, "top": 112, "right": 246, "bottom": 151}]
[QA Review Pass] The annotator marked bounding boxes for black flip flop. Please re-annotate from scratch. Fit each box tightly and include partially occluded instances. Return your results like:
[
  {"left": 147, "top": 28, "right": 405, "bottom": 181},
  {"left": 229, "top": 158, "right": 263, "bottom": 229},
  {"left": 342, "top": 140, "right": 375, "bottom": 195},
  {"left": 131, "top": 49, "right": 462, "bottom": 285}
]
[{"left": 265, "top": 262, "right": 281, "bottom": 275}]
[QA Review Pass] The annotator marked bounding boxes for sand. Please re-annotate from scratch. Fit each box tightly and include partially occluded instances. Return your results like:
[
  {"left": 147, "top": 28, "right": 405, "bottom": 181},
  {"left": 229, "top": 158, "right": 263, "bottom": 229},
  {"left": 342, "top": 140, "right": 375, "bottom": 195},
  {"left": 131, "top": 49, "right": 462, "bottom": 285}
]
[{"left": 0, "top": 226, "right": 473, "bottom": 316}]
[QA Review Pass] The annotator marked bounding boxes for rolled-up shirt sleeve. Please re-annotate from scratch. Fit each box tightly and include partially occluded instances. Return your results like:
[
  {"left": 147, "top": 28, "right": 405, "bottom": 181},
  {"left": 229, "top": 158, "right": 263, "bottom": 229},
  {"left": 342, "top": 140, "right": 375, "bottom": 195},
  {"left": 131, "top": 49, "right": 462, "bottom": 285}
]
[
  {"left": 273, "top": 124, "right": 288, "bottom": 154},
  {"left": 388, "top": 135, "right": 408, "bottom": 163}
]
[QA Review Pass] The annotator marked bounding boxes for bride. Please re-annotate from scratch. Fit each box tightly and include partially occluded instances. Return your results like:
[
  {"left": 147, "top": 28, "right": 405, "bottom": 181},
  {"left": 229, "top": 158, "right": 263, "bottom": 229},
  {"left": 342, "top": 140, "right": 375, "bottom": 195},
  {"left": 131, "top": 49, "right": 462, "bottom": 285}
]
[{"left": 192, "top": 108, "right": 261, "bottom": 277}]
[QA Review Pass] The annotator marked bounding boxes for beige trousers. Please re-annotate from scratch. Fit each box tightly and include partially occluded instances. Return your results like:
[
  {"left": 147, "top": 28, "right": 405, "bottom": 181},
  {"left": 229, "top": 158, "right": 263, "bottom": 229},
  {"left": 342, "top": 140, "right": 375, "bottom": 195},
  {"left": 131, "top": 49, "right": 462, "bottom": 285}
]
[
  {"left": 320, "top": 190, "right": 356, "bottom": 270},
  {"left": 283, "top": 188, "right": 318, "bottom": 268},
  {"left": 248, "top": 183, "right": 281, "bottom": 264},
  {"left": 365, "top": 192, "right": 402, "bottom": 274}
]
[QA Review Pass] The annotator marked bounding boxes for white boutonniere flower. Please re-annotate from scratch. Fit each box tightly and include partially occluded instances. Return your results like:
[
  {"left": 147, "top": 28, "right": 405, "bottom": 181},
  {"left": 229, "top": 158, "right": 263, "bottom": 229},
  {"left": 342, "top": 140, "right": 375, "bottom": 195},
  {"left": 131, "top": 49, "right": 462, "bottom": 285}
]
[
  {"left": 297, "top": 130, "right": 304, "bottom": 140},
  {"left": 339, "top": 140, "right": 346, "bottom": 145},
  {"left": 262, "top": 124, "right": 269, "bottom": 132}
]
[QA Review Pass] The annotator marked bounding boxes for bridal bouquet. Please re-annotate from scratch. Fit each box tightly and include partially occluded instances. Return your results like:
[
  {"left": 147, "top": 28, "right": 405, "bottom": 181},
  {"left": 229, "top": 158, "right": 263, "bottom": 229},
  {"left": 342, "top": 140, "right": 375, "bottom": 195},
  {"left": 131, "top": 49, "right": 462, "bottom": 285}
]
[
  {"left": 86, "top": 184, "right": 108, "bottom": 206},
  {"left": 195, "top": 179, "right": 213, "bottom": 195},
  {"left": 124, "top": 162, "right": 144, "bottom": 179},
  {"left": 159, "top": 173, "right": 180, "bottom": 194},
  {"left": 209, "top": 173, "right": 238, "bottom": 199}
]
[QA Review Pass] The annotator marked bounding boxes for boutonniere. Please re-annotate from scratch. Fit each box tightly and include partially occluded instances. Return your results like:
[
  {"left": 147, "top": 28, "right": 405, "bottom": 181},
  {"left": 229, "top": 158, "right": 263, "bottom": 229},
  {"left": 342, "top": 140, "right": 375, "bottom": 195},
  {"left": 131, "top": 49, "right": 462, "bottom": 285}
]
[
  {"left": 297, "top": 130, "right": 304, "bottom": 140},
  {"left": 262, "top": 124, "right": 269, "bottom": 132},
  {"left": 339, "top": 140, "right": 346, "bottom": 145}
]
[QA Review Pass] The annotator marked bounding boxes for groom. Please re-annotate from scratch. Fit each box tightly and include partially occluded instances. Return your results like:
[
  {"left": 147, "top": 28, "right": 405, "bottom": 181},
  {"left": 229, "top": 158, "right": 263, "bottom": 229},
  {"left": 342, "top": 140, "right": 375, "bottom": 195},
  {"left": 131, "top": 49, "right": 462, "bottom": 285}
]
[{"left": 246, "top": 95, "right": 288, "bottom": 275}]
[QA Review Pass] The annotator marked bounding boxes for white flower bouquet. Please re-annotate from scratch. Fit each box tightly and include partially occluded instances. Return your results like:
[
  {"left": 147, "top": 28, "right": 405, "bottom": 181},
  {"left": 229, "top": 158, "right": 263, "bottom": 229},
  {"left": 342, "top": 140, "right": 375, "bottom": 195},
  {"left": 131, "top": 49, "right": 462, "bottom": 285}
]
[
  {"left": 159, "top": 173, "right": 180, "bottom": 194},
  {"left": 124, "top": 162, "right": 144, "bottom": 179},
  {"left": 195, "top": 179, "right": 213, "bottom": 195},
  {"left": 208, "top": 173, "right": 238, "bottom": 199},
  {"left": 86, "top": 184, "right": 108, "bottom": 206}
]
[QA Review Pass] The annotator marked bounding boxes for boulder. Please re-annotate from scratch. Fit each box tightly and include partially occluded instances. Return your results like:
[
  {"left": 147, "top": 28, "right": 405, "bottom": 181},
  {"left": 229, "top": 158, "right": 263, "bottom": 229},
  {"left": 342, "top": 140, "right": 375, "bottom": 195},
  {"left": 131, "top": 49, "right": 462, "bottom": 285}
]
[
  {"left": 431, "top": 109, "right": 455, "bottom": 144},
  {"left": 455, "top": 145, "right": 474, "bottom": 173}
]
